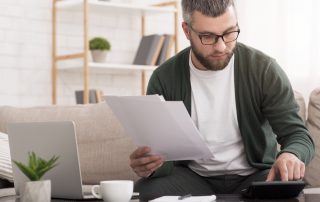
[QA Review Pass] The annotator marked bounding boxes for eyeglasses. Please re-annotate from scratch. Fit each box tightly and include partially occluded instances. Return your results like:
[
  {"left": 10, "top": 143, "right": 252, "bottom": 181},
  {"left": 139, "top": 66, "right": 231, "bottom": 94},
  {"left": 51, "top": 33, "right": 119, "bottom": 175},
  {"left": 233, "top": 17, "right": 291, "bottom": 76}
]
[{"left": 188, "top": 25, "right": 240, "bottom": 45}]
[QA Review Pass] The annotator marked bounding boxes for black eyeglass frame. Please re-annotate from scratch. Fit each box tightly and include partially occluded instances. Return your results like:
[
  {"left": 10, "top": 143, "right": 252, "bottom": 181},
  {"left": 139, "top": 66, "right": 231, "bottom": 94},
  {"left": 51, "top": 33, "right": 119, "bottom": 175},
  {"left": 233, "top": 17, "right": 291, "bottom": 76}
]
[{"left": 188, "top": 24, "right": 240, "bottom": 45}]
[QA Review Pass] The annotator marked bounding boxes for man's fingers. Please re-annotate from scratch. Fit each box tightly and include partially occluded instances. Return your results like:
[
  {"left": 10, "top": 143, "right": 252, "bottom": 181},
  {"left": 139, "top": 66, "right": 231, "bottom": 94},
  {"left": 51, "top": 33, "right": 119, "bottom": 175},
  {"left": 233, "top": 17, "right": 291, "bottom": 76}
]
[
  {"left": 136, "top": 170, "right": 154, "bottom": 178},
  {"left": 300, "top": 163, "right": 305, "bottom": 179},
  {"left": 130, "top": 155, "right": 162, "bottom": 168},
  {"left": 292, "top": 161, "right": 305, "bottom": 180},
  {"left": 130, "top": 146, "right": 151, "bottom": 159},
  {"left": 133, "top": 159, "right": 163, "bottom": 178},
  {"left": 266, "top": 167, "right": 276, "bottom": 181},
  {"left": 267, "top": 163, "right": 289, "bottom": 181},
  {"left": 292, "top": 163, "right": 301, "bottom": 180},
  {"left": 129, "top": 146, "right": 164, "bottom": 178},
  {"left": 279, "top": 163, "right": 289, "bottom": 181},
  {"left": 268, "top": 153, "right": 305, "bottom": 182},
  {"left": 280, "top": 157, "right": 305, "bottom": 181},
  {"left": 133, "top": 159, "right": 163, "bottom": 173},
  {"left": 286, "top": 160, "right": 294, "bottom": 181}
]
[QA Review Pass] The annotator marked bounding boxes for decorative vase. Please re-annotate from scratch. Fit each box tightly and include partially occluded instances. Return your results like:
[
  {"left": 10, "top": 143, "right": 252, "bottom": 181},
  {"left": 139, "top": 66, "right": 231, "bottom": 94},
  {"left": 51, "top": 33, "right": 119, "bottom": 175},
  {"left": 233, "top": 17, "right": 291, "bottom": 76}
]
[
  {"left": 91, "top": 50, "right": 107, "bottom": 63},
  {"left": 21, "top": 180, "right": 51, "bottom": 202}
]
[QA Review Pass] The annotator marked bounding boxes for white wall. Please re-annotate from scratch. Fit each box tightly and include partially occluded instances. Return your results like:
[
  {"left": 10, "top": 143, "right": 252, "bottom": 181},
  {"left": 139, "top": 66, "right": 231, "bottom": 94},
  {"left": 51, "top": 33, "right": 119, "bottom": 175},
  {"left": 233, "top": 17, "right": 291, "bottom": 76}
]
[
  {"left": 236, "top": 0, "right": 320, "bottom": 101},
  {"left": 0, "top": 0, "right": 179, "bottom": 106},
  {"left": 0, "top": 0, "right": 52, "bottom": 106}
]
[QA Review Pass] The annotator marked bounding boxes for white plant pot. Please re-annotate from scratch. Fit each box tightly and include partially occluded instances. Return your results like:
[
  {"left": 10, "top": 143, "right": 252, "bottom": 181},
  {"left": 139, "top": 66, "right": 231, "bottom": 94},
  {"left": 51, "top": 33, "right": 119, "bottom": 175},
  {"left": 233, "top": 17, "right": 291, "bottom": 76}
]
[
  {"left": 21, "top": 180, "right": 51, "bottom": 202},
  {"left": 91, "top": 50, "right": 108, "bottom": 63}
]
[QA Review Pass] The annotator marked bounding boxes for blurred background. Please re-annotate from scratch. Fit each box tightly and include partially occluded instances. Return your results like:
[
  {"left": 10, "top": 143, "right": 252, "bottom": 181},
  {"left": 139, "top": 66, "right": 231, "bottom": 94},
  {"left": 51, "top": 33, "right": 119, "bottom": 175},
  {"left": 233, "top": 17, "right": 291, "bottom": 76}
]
[{"left": 0, "top": 0, "right": 319, "bottom": 106}]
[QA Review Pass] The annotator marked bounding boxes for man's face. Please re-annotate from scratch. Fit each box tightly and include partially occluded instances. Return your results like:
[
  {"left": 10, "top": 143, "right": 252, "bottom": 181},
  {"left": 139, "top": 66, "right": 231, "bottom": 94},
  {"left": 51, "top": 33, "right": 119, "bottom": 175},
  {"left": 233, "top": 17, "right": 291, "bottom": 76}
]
[{"left": 182, "top": 6, "right": 239, "bottom": 71}]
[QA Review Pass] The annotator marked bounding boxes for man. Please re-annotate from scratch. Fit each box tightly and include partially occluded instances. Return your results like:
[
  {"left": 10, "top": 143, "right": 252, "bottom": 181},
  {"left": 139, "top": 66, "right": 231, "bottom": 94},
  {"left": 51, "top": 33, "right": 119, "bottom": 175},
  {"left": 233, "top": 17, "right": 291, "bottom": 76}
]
[{"left": 130, "top": 0, "right": 314, "bottom": 196}]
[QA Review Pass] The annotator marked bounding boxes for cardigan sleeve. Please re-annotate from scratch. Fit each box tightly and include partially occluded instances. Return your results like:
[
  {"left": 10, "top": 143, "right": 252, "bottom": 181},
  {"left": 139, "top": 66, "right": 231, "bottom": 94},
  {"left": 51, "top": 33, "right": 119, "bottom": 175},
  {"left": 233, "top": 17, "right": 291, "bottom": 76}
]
[{"left": 260, "top": 59, "right": 315, "bottom": 164}]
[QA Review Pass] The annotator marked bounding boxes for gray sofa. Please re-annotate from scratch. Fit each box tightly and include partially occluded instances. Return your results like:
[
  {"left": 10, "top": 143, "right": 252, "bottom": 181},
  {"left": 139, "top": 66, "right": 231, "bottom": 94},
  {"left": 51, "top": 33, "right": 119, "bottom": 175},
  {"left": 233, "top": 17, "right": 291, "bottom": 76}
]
[{"left": 0, "top": 88, "right": 319, "bottom": 189}]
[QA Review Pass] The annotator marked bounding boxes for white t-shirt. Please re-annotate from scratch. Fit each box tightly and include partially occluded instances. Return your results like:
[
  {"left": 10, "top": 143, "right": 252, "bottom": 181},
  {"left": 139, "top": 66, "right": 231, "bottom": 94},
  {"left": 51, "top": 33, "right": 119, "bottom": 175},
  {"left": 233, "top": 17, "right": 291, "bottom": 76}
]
[{"left": 188, "top": 52, "right": 256, "bottom": 176}]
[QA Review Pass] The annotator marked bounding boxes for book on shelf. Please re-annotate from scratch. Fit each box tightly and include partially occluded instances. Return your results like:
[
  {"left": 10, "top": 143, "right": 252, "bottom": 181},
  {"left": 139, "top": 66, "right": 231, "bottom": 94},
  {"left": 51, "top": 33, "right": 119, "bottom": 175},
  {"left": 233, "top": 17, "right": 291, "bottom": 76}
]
[
  {"left": 75, "top": 89, "right": 103, "bottom": 104},
  {"left": 133, "top": 34, "right": 165, "bottom": 65},
  {"left": 156, "top": 34, "right": 174, "bottom": 65}
]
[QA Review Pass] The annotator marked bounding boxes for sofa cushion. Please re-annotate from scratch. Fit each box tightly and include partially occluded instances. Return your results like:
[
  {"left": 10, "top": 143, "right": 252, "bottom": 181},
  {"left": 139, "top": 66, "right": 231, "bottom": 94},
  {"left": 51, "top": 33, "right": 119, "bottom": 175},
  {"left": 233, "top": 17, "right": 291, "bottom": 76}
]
[
  {"left": 0, "top": 103, "right": 138, "bottom": 184},
  {"left": 305, "top": 88, "right": 320, "bottom": 186}
]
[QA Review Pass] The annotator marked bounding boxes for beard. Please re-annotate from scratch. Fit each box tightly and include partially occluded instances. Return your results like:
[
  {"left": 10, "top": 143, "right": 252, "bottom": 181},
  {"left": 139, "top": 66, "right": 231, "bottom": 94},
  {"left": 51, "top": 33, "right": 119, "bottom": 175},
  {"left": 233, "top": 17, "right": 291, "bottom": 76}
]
[{"left": 190, "top": 40, "right": 236, "bottom": 71}]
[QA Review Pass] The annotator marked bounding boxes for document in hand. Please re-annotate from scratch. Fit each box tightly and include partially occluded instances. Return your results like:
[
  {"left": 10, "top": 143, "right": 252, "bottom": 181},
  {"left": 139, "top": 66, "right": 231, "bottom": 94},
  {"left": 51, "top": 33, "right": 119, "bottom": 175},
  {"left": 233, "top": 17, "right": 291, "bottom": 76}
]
[
  {"left": 150, "top": 195, "right": 216, "bottom": 202},
  {"left": 105, "top": 95, "right": 212, "bottom": 161}
]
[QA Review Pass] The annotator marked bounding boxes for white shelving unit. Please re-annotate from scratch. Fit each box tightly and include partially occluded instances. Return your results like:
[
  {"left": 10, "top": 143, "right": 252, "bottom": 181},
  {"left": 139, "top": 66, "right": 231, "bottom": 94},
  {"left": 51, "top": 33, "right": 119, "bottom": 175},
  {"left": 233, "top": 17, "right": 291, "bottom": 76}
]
[
  {"left": 52, "top": 0, "right": 179, "bottom": 104},
  {"left": 59, "top": 63, "right": 157, "bottom": 72},
  {"left": 56, "top": 0, "right": 177, "bottom": 14}
]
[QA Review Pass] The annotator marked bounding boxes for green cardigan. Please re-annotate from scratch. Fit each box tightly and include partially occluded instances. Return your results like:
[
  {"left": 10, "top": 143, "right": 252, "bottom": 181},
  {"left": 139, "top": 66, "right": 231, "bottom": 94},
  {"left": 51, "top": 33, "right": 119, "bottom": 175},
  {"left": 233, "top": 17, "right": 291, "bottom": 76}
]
[{"left": 147, "top": 42, "right": 315, "bottom": 178}]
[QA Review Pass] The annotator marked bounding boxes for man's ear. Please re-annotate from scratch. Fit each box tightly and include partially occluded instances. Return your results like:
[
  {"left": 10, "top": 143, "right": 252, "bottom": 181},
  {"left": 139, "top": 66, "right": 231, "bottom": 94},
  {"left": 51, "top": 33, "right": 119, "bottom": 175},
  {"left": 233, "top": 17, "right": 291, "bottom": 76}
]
[{"left": 182, "top": 22, "right": 191, "bottom": 40}]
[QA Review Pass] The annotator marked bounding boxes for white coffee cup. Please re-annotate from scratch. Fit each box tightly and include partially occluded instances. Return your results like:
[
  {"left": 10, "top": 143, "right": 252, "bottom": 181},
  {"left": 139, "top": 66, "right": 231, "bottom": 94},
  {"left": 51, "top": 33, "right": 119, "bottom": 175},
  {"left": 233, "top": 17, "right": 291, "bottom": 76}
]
[{"left": 91, "top": 180, "right": 133, "bottom": 202}]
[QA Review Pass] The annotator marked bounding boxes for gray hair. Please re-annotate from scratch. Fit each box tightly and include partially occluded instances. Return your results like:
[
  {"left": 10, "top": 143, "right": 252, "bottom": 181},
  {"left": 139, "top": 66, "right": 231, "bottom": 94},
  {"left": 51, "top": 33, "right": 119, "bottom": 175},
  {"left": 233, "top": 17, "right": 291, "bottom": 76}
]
[{"left": 181, "top": 0, "right": 235, "bottom": 24}]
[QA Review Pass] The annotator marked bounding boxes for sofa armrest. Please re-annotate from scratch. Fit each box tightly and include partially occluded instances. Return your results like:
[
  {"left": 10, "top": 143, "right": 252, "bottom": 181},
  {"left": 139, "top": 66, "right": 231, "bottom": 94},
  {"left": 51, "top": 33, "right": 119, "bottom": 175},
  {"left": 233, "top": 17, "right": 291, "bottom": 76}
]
[
  {"left": 294, "top": 90, "right": 307, "bottom": 122},
  {"left": 305, "top": 88, "right": 320, "bottom": 186}
]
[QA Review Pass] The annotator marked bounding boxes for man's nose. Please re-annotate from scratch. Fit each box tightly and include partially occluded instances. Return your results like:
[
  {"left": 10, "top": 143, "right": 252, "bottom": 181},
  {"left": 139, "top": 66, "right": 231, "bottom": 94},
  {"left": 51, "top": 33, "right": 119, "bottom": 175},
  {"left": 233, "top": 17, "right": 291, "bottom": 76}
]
[{"left": 212, "top": 37, "right": 226, "bottom": 52}]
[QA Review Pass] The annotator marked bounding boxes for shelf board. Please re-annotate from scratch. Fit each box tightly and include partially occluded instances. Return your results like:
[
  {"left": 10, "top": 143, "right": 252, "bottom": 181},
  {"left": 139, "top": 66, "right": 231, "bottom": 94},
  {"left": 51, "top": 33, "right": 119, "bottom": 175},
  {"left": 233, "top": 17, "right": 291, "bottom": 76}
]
[
  {"left": 58, "top": 62, "right": 157, "bottom": 72},
  {"left": 56, "top": 0, "right": 177, "bottom": 14}
]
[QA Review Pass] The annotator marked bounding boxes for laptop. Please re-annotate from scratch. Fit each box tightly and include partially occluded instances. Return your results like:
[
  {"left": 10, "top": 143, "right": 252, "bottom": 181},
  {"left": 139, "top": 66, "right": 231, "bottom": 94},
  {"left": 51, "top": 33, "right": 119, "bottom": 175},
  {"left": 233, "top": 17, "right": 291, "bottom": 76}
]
[{"left": 8, "top": 121, "right": 94, "bottom": 200}]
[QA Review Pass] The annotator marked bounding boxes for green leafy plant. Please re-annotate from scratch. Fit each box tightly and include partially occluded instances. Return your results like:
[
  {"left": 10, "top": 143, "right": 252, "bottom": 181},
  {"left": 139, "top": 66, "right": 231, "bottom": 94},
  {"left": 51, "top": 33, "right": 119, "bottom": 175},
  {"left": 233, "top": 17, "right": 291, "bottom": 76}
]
[
  {"left": 89, "top": 37, "right": 111, "bottom": 51},
  {"left": 13, "top": 152, "right": 59, "bottom": 181}
]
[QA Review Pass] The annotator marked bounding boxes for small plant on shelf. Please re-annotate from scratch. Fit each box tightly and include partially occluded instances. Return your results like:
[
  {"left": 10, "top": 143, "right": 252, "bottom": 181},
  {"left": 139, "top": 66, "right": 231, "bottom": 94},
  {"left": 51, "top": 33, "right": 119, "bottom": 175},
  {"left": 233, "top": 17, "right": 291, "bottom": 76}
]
[
  {"left": 89, "top": 37, "right": 111, "bottom": 51},
  {"left": 89, "top": 37, "right": 111, "bottom": 63}
]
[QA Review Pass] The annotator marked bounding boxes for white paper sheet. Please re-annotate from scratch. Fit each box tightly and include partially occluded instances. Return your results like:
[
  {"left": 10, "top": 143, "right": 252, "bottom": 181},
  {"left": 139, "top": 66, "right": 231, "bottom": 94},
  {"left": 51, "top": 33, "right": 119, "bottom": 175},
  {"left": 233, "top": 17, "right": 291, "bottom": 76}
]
[
  {"left": 105, "top": 95, "right": 212, "bottom": 161},
  {"left": 150, "top": 195, "right": 216, "bottom": 202}
]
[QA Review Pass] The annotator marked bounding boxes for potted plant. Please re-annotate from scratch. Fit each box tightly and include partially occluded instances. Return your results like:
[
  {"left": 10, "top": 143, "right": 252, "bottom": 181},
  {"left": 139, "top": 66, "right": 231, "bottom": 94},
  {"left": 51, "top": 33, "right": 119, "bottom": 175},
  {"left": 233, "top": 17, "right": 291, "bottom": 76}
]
[
  {"left": 13, "top": 152, "right": 59, "bottom": 202},
  {"left": 89, "top": 37, "right": 111, "bottom": 63}
]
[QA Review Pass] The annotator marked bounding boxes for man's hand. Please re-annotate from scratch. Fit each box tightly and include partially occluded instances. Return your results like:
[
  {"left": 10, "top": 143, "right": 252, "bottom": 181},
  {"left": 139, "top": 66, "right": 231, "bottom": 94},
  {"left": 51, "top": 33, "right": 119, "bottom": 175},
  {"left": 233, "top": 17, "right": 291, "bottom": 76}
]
[
  {"left": 266, "top": 152, "right": 305, "bottom": 181},
  {"left": 129, "top": 146, "right": 164, "bottom": 178}
]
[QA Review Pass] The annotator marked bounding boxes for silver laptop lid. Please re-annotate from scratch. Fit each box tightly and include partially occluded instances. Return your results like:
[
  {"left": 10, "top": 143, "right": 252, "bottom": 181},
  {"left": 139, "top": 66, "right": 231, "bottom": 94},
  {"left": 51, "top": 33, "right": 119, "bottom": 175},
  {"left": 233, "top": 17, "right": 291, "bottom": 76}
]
[{"left": 8, "top": 121, "right": 84, "bottom": 199}]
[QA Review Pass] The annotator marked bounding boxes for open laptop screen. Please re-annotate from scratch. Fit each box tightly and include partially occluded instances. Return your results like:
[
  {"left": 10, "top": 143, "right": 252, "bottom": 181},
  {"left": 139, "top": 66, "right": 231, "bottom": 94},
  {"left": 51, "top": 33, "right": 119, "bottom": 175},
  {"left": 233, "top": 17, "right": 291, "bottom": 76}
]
[{"left": 8, "top": 121, "right": 86, "bottom": 199}]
